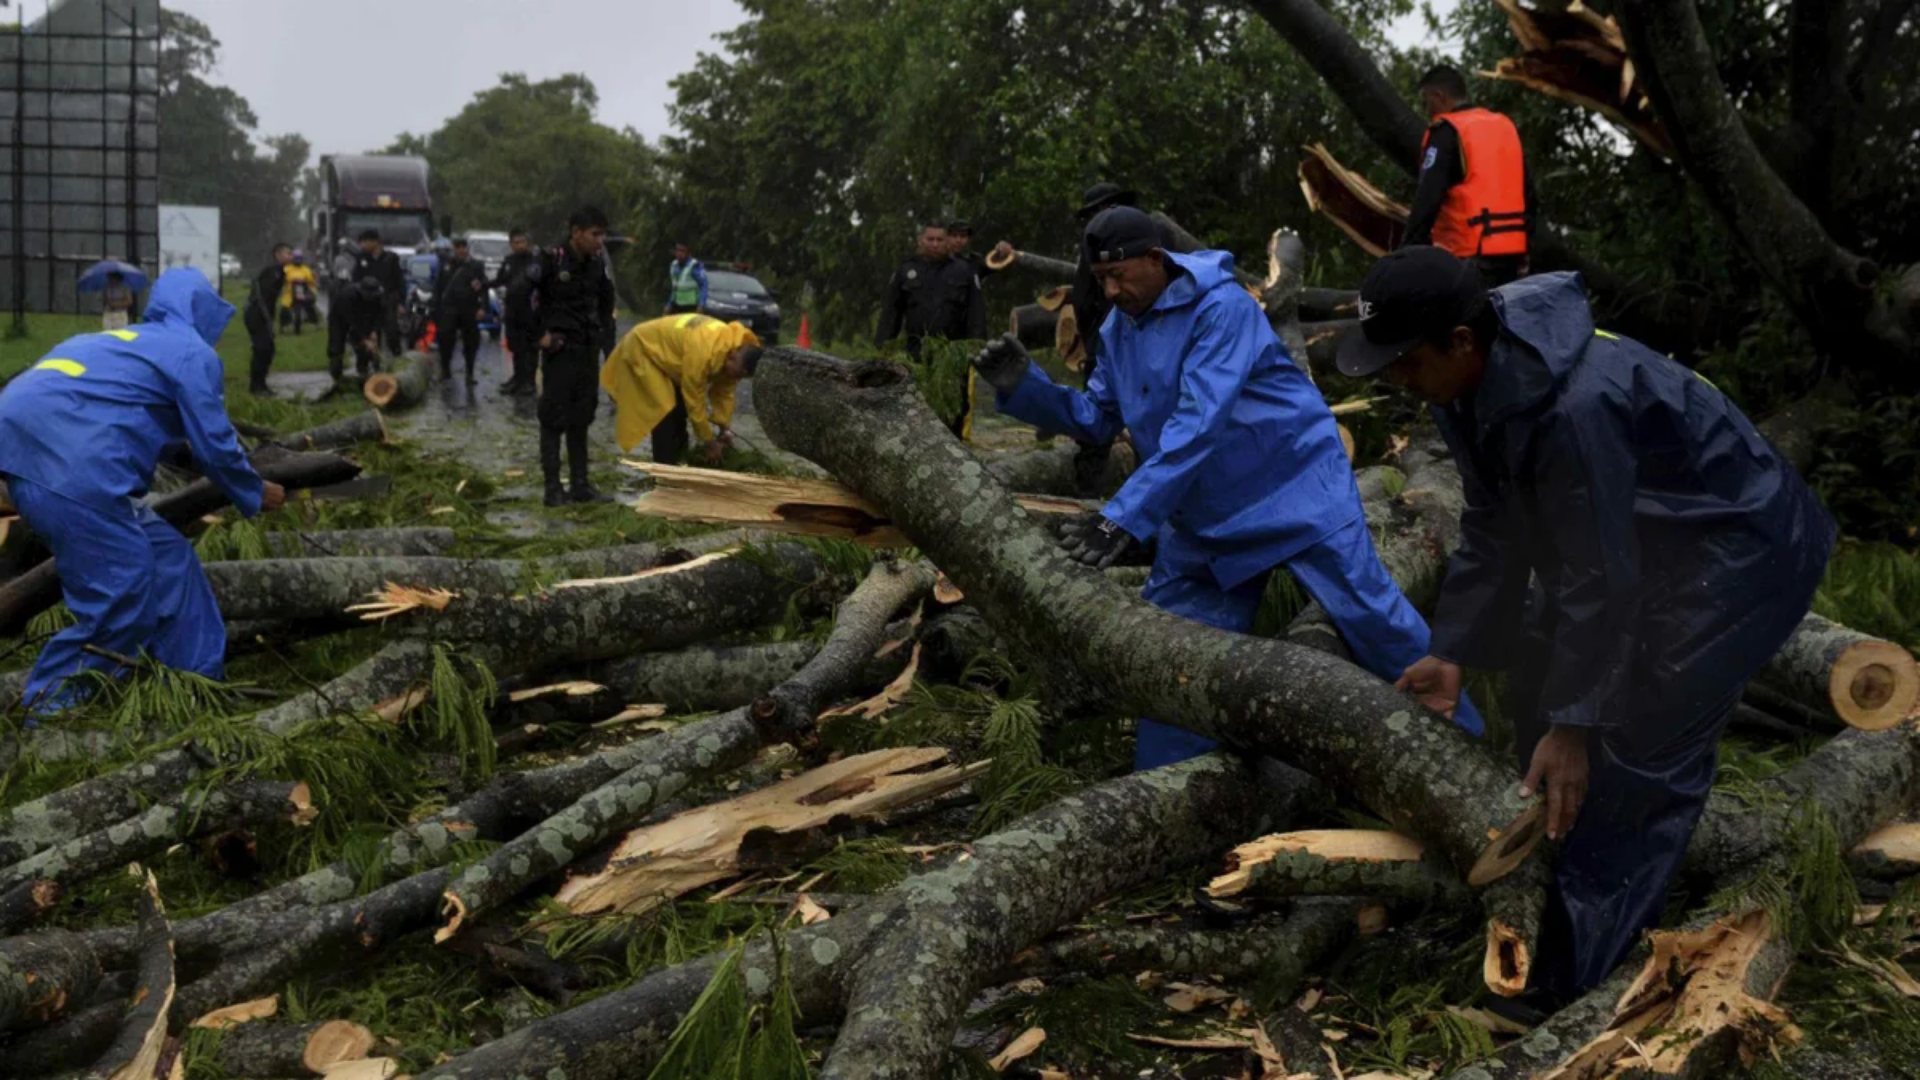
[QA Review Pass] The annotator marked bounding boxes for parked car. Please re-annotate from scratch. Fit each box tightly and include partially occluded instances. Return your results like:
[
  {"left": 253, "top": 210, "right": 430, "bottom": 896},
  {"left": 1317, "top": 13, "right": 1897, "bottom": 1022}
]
[{"left": 701, "top": 267, "right": 781, "bottom": 343}]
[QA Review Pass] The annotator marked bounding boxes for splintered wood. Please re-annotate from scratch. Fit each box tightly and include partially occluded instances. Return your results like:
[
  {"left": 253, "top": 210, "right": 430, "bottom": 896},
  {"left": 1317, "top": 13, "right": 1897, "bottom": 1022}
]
[
  {"left": 1545, "top": 910, "right": 1798, "bottom": 1079},
  {"left": 553, "top": 747, "right": 988, "bottom": 917},
  {"left": 345, "top": 582, "right": 458, "bottom": 621},
  {"left": 1208, "top": 830, "right": 1428, "bottom": 897},
  {"left": 1298, "top": 143, "right": 1409, "bottom": 257},
  {"left": 624, "top": 462, "right": 1083, "bottom": 545},
  {"left": 1485, "top": 0, "right": 1674, "bottom": 157}
]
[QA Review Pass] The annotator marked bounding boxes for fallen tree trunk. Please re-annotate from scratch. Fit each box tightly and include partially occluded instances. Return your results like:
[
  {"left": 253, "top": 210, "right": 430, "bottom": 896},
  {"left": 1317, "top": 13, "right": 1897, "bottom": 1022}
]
[
  {"left": 362, "top": 352, "right": 435, "bottom": 410},
  {"left": 591, "top": 641, "right": 820, "bottom": 712},
  {"left": 1205, "top": 830, "right": 1469, "bottom": 908},
  {"left": 982, "top": 440, "right": 1137, "bottom": 499},
  {"left": 0, "top": 927, "right": 97, "bottom": 1034},
  {"left": 206, "top": 1019, "right": 377, "bottom": 1077},
  {"left": 241, "top": 527, "right": 456, "bottom": 560},
  {"left": 0, "top": 449, "right": 362, "bottom": 637},
  {"left": 72, "top": 867, "right": 173, "bottom": 1080},
  {"left": 1753, "top": 612, "right": 1920, "bottom": 731},
  {"left": 416, "top": 753, "right": 1325, "bottom": 1080},
  {"left": 1849, "top": 822, "right": 1920, "bottom": 881},
  {"left": 260, "top": 411, "right": 389, "bottom": 453},
  {"left": 1001, "top": 898, "right": 1364, "bottom": 988},
  {"left": 754, "top": 349, "right": 1541, "bottom": 885},
  {"left": 982, "top": 247, "right": 1076, "bottom": 279},
  {"left": 1299, "top": 286, "right": 1359, "bottom": 321},
  {"left": 1009, "top": 303, "right": 1059, "bottom": 349}
]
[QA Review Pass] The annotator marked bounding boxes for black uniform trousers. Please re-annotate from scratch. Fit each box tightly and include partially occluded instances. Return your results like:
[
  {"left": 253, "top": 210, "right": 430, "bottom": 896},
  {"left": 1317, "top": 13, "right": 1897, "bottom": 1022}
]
[
  {"left": 244, "top": 306, "right": 275, "bottom": 390},
  {"left": 438, "top": 309, "right": 481, "bottom": 377},
  {"left": 503, "top": 318, "right": 535, "bottom": 388},
  {"left": 326, "top": 297, "right": 350, "bottom": 379},
  {"left": 538, "top": 343, "right": 600, "bottom": 487},
  {"left": 651, "top": 387, "right": 691, "bottom": 465}
]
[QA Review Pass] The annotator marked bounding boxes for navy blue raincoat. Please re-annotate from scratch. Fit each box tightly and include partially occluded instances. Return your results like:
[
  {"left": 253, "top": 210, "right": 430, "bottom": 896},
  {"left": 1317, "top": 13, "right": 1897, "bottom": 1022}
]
[
  {"left": 0, "top": 269, "right": 264, "bottom": 711},
  {"left": 1427, "top": 271, "right": 1834, "bottom": 993}
]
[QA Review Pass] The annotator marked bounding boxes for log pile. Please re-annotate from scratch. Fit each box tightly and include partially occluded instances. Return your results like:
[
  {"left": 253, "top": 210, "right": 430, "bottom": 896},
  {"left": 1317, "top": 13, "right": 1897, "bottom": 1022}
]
[{"left": 1, "top": 344, "right": 1915, "bottom": 1079}]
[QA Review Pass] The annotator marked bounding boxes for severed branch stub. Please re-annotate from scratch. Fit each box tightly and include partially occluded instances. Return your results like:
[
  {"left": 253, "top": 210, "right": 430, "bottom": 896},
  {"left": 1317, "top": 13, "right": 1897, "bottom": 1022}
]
[
  {"left": 1207, "top": 830, "right": 1469, "bottom": 908},
  {"left": 76, "top": 865, "right": 174, "bottom": 1080}
]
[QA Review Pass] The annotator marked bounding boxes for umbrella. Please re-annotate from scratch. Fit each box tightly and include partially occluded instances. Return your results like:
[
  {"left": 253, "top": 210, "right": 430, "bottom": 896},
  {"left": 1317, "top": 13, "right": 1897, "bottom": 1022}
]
[{"left": 77, "top": 260, "right": 149, "bottom": 293}]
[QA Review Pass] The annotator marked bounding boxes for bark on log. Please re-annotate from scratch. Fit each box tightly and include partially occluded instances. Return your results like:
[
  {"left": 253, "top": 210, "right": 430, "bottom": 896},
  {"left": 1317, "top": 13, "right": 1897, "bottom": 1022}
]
[
  {"left": 1849, "top": 822, "right": 1920, "bottom": 881},
  {"left": 1243, "top": 2, "right": 1426, "bottom": 169},
  {"left": 0, "top": 641, "right": 430, "bottom": 872},
  {"left": 433, "top": 558, "right": 931, "bottom": 940},
  {"left": 207, "top": 1019, "right": 376, "bottom": 1077},
  {"left": 1299, "top": 286, "right": 1359, "bottom": 321},
  {"left": 591, "top": 642, "right": 820, "bottom": 712},
  {"left": 0, "top": 781, "right": 311, "bottom": 933},
  {"left": 754, "top": 350, "right": 1541, "bottom": 885},
  {"left": 1009, "top": 303, "right": 1060, "bottom": 349},
  {"left": 981, "top": 247, "right": 1076, "bottom": 280},
  {"left": 416, "top": 753, "right": 1325, "bottom": 1080},
  {"left": 362, "top": 352, "right": 435, "bottom": 410},
  {"left": 0, "top": 450, "right": 362, "bottom": 637},
  {"left": 1002, "top": 898, "right": 1363, "bottom": 988},
  {"left": 242, "top": 528, "right": 456, "bottom": 560},
  {"left": 72, "top": 867, "right": 172, "bottom": 1080},
  {"left": 0, "top": 927, "right": 98, "bottom": 1033},
  {"left": 260, "top": 411, "right": 388, "bottom": 453},
  {"left": 1206, "top": 830, "right": 1469, "bottom": 908},
  {"left": 1753, "top": 612, "right": 1920, "bottom": 731},
  {"left": 982, "top": 440, "right": 1137, "bottom": 499}
]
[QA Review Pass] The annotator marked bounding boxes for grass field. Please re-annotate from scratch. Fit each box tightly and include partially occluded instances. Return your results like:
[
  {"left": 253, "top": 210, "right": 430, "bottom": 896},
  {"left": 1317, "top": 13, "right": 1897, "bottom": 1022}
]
[{"left": 3, "top": 307, "right": 336, "bottom": 383}]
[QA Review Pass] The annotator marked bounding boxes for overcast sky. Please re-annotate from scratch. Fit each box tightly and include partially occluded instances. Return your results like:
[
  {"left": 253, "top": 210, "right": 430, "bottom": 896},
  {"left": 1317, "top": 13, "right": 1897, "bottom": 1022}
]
[{"left": 129, "top": 0, "right": 1448, "bottom": 160}]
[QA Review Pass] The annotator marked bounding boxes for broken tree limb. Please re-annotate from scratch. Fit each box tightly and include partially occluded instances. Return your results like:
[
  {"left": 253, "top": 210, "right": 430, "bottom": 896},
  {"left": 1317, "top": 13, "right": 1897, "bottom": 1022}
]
[
  {"left": 206, "top": 1019, "right": 377, "bottom": 1077},
  {"left": 592, "top": 642, "right": 820, "bottom": 713},
  {"left": 417, "top": 753, "right": 1326, "bottom": 1080},
  {"left": 361, "top": 352, "right": 435, "bottom": 410},
  {"left": 433, "top": 556, "right": 927, "bottom": 940},
  {"left": 1480, "top": 853, "right": 1552, "bottom": 1000},
  {"left": 260, "top": 410, "right": 388, "bottom": 453},
  {"left": 1009, "top": 302, "right": 1060, "bottom": 349},
  {"left": 981, "top": 247, "right": 1076, "bottom": 279},
  {"left": 1003, "top": 899, "right": 1364, "bottom": 988},
  {"left": 0, "top": 641, "right": 430, "bottom": 872},
  {"left": 1299, "top": 286, "right": 1359, "bottom": 321},
  {"left": 1206, "top": 830, "right": 1469, "bottom": 909},
  {"left": 1849, "top": 822, "right": 1920, "bottom": 881},
  {"left": 753, "top": 350, "right": 1541, "bottom": 885},
  {"left": 0, "top": 927, "right": 98, "bottom": 1033},
  {"left": 1486, "top": 0, "right": 1674, "bottom": 157},
  {"left": 0, "top": 449, "right": 363, "bottom": 637},
  {"left": 1243, "top": 0, "right": 1426, "bottom": 170},
  {"left": 1752, "top": 612, "right": 1920, "bottom": 730},
  {"left": 1298, "top": 142, "right": 1408, "bottom": 257},
  {"left": 983, "top": 440, "right": 1137, "bottom": 499},
  {"left": 72, "top": 866, "right": 173, "bottom": 1080},
  {"left": 0, "top": 781, "right": 312, "bottom": 933}
]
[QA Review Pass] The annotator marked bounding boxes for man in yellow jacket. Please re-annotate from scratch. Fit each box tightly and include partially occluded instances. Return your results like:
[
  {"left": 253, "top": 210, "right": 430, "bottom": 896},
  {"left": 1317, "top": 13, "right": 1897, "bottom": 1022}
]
[{"left": 601, "top": 313, "right": 764, "bottom": 464}]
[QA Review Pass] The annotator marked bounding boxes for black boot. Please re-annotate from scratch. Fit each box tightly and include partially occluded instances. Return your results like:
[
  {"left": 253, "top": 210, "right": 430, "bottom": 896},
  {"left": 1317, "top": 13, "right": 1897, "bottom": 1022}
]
[
  {"left": 540, "top": 427, "right": 568, "bottom": 507},
  {"left": 567, "top": 427, "right": 611, "bottom": 503}
]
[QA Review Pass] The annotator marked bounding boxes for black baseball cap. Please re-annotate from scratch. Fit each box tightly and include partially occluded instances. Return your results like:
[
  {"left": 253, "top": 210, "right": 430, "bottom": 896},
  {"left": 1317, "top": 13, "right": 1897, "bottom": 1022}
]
[
  {"left": 1083, "top": 206, "right": 1161, "bottom": 265},
  {"left": 1077, "top": 182, "right": 1137, "bottom": 220},
  {"left": 946, "top": 219, "right": 972, "bottom": 235},
  {"left": 1335, "top": 246, "right": 1487, "bottom": 377}
]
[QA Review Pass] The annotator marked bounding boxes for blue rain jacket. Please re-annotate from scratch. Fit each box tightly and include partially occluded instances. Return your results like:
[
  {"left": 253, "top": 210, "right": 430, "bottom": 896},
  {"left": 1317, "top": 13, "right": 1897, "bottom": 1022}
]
[
  {"left": 999, "top": 250, "right": 1359, "bottom": 589},
  {"left": 1426, "top": 271, "right": 1834, "bottom": 732},
  {"left": 0, "top": 269, "right": 264, "bottom": 516}
]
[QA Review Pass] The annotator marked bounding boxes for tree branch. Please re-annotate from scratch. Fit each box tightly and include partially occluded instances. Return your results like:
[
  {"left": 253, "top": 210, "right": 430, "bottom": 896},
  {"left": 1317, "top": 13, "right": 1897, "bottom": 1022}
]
[{"left": 1241, "top": 0, "right": 1426, "bottom": 173}]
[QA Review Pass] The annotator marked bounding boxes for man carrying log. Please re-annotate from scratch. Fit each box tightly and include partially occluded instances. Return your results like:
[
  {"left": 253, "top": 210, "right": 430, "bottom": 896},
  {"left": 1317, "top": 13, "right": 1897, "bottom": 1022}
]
[
  {"left": 972, "top": 207, "right": 1481, "bottom": 769},
  {"left": 601, "top": 313, "right": 764, "bottom": 466},
  {"left": 1337, "top": 246, "right": 1836, "bottom": 997},
  {"left": 0, "top": 269, "right": 286, "bottom": 714}
]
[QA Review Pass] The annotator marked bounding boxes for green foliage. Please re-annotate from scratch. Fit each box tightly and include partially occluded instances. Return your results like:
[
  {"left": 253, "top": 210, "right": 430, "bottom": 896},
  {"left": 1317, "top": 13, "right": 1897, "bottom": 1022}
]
[
  {"left": 25, "top": 602, "right": 75, "bottom": 639},
  {"left": 967, "top": 975, "right": 1162, "bottom": 1070},
  {"left": 800, "top": 837, "right": 914, "bottom": 893},
  {"left": 194, "top": 516, "right": 275, "bottom": 562},
  {"left": 1809, "top": 392, "right": 1920, "bottom": 544},
  {"left": 426, "top": 644, "right": 499, "bottom": 781},
  {"left": 909, "top": 339, "right": 984, "bottom": 433},
  {"left": 1708, "top": 801, "right": 1859, "bottom": 952},
  {"left": 646, "top": 933, "right": 812, "bottom": 1080},
  {"left": 1814, "top": 543, "right": 1920, "bottom": 651}
]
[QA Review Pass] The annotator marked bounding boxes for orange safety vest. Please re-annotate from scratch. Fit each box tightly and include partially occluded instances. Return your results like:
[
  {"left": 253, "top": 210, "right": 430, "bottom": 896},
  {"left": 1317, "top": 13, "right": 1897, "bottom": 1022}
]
[{"left": 1421, "top": 107, "right": 1529, "bottom": 258}]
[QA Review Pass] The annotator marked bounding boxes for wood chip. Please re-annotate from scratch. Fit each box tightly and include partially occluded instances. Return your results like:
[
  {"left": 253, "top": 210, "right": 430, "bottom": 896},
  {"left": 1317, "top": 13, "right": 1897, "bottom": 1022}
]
[
  {"left": 318, "top": 1059, "right": 401, "bottom": 1080},
  {"left": 503, "top": 469, "right": 525, "bottom": 478},
  {"left": 345, "top": 582, "right": 458, "bottom": 621},
  {"left": 550, "top": 550, "right": 735, "bottom": 590},
  {"left": 591, "top": 705, "right": 673, "bottom": 732},
  {"left": 988, "top": 1026, "right": 1047, "bottom": 1071},
  {"left": 932, "top": 573, "right": 964, "bottom": 605},
  {"left": 819, "top": 643, "right": 921, "bottom": 723},
  {"left": 189, "top": 994, "right": 279, "bottom": 1029},
  {"left": 1164, "top": 982, "right": 1233, "bottom": 1013},
  {"left": 1295, "top": 987, "right": 1323, "bottom": 1013},
  {"left": 428, "top": 505, "right": 456, "bottom": 516},
  {"left": 371, "top": 686, "right": 430, "bottom": 725},
  {"left": 507, "top": 681, "right": 606, "bottom": 703},
  {"left": 1127, "top": 1033, "right": 1250, "bottom": 1051},
  {"left": 1827, "top": 942, "right": 1920, "bottom": 998},
  {"left": 792, "top": 893, "right": 833, "bottom": 925}
]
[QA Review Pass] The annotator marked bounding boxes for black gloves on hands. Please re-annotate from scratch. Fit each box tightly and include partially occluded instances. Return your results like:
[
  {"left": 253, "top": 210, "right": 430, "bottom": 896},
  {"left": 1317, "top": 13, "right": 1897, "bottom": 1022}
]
[
  {"left": 971, "top": 333, "right": 1032, "bottom": 395},
  {"left": 1059, "top": 513, "right": 1140, "bottom": 570}
]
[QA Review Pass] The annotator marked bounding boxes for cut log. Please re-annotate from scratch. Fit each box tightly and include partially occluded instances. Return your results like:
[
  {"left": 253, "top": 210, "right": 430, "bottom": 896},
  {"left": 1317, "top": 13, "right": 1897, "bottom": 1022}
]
[
  {"left": 1485, "top": 0, "right": 1674, "bottom": 158},
  {"left": 1299, "top": 286, "right": 1359, "bottom": 321},
  {"left": 627, "top": 462, "right": 1085, "bottom": 545},
  {"left": 1753, "top": 612, "right": 1920, "bottom": 731},
  {"left": 0, "top": 781, "right": 313, "bottom": 933},
  {"left": 1480, "top": 852, "right": 1551, "bottom": 999},
  {"left": 983, "top": 440, "right": 1137, "bottom": 499},
  {"left": 0, "top": 927, "right": 98, "bottom": 1033},
  {"left": 208, "top": 1019, "right": 377, "bottom": 1077},
  {"left": 592, "top": 642, "right": 821, "bottom": 713},
  {"left": 1002, "top": 899, "right": 1364, "bottom": 988},
  {"left": 0, "top": 449, "right": 362, "bottom": 637},
  {"left": 752, "top": 350, "right": 1540, "bottom": 885},
  {"left": 361, "top": 351, "right": 435, "bottom": 410},
  {"left": 553, "top": 748, "right": 987, "bottom": 917},
  {"left": 1849, "top": 822, "right": 1920, "bottom": 881},
  {"left": 982, "top": 246, "right": 1076, "bottom": 280},
  {"left": 261, "top": 410, "right": 389, "bottom": 453},
  {"left": 1009, "top": 302, "right": 1060, "bottom": 349},
  {"left": 75, "top": 866, "right": 173, "bottom": 1080},
  {"left": 415, "top": 753, "right": 1325, "bottom": 1080},
  {"left": 1298, "top": 142, "right": 1408, "bottom": 257},
  {"left": 1207, "top": 830, "right": 1468, "bottom": 908}
]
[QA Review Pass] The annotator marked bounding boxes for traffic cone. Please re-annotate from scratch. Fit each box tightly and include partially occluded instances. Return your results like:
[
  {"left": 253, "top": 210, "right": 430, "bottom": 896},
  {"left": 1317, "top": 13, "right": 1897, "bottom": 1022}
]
[{"left": 796, "top": 313, "right": 812, "bottom": 349}]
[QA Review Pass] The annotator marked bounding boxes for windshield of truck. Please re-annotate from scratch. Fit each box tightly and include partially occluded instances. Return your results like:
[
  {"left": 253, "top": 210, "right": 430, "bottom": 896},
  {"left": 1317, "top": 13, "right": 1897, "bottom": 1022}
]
[
  {"left": 467, "top": 237, "right": 511, "bottom": 261},
  {"left": 344, "top": 213, "right": 430, "bottom": 247},
  {"left": 707, "top": 270, "right": 770, "bottom": 298}
]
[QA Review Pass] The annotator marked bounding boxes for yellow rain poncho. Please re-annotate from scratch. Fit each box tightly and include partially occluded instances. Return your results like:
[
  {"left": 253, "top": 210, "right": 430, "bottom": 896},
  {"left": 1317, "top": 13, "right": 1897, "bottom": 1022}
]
[{"left": 600, "top": 313, "right": 762, "bottom": 452}]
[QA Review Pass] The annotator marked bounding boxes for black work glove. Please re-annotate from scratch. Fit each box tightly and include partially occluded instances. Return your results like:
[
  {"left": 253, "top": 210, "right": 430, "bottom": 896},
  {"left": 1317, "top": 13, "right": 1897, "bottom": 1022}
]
[
  {"left": 971, "top": 332, "right": 1032, "bottom": 395},
  {"left": 1058, "top": 513, "right": 1141, "bottom": 570}
]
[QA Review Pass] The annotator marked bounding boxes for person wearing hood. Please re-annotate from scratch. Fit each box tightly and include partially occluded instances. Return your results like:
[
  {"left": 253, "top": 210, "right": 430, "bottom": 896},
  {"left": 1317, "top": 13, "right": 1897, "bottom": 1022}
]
[
  {"left": 972, "top": 207, "right": 1482, "bottom": 770},
  {"left": 602, "top": 313, "right": 763, "bottom": 468},
  {"left": 1339, "top": 246, "right": 1835, "bottom": 999},
  {"left": 0, "top": 269, "right": 287, "bottom": 714}
]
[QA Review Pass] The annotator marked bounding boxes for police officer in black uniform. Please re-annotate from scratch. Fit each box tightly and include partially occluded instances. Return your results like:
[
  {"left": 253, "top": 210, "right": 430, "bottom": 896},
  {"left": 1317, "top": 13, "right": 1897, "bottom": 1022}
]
[
  {"left": 325, "top": 239, "right": 360, "bottom": 381},
  {"left": 348, "top": 230, "right": 407, "bottom": 356},
  {"left": 342, "top": 276, "right": 387, "bottom": 379},
  {"left": 490, "top": 228, "right": 539, "bottom": 396},
  {"left": 876, "top": 222, "right": 985, "bottom": 360},
  {"left": 528, "top": 206, "right": 617, "bottom": 506},
  {"left": 244, "top": 243, "right": 292, "bottom": 396},
  {"left": 432, "top": 237, "right": 489, "bottom": 384}
]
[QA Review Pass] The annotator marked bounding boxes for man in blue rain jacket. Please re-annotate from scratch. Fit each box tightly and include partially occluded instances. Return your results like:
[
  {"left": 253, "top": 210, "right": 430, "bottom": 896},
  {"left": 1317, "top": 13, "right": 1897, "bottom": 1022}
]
[
  {"left": 1338, "top": 246, "right": 1835, "bottom": 997},
  {"left": 0, "top": 268, "right": 287, "bottom": 713},
  {"left": 972, "top": 206, "right": 1481, "bottom": 769}
]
